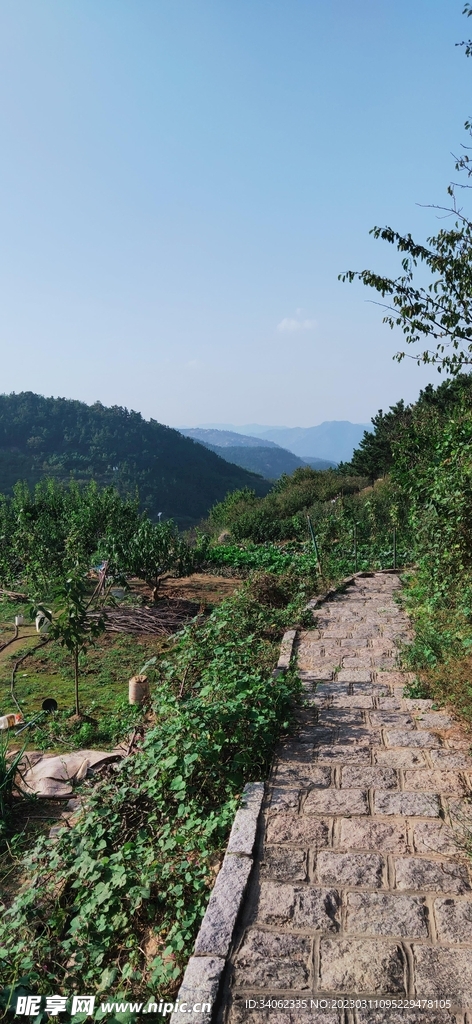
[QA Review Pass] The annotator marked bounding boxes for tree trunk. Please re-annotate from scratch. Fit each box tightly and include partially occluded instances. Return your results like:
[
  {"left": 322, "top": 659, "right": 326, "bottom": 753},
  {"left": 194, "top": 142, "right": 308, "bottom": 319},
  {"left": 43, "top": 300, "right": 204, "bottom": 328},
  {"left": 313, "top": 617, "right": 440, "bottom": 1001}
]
[{"left": 74, "top": 645, "right": 80, "bottom": 717}]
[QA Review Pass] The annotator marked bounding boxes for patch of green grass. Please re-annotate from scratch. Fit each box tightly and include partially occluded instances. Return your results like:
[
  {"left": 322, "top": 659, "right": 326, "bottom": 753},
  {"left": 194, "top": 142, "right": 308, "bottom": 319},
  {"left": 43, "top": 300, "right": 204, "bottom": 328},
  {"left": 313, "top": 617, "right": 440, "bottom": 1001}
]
[
  {"left": 0, "top": 623, "right": 168, "bottom": 753},
  {"left": 402, "top": 677, "right": 431, "bottom": 699},
  {"left": 396, "top": 570, "right": 472, "bottom": 724},
  {"left": 32, "top": 696, "right": 145, "bottom": 752},
  {"left": 1, "top": 633, "right": 165, "bottom": 718},
  {"left": 0, "top": 600, "right": 29, "bottom": 629}
]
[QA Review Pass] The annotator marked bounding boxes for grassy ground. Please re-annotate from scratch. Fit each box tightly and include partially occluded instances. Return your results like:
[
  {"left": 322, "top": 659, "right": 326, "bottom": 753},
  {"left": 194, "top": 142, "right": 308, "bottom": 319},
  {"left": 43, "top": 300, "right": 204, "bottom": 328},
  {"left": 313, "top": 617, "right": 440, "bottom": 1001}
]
[
  {"left": 398, "top": 573, "right": 472, "bottom": 730},
  {"left": 408, "top": 654, "right": 472, "bottom": 727},
  {"left": 6, "top": 632, "right": 165, "bottom": 717},
  {"left": 0, "top": 575, "right": 240, "bottom": 752}
]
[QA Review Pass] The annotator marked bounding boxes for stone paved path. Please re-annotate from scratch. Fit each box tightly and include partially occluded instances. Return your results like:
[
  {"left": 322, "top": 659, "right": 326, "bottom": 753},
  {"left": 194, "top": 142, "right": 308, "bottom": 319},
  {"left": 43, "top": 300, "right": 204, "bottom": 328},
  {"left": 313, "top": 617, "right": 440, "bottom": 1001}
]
[{"left": 222, "top": 572, "right": 472, "bottom": 1023}]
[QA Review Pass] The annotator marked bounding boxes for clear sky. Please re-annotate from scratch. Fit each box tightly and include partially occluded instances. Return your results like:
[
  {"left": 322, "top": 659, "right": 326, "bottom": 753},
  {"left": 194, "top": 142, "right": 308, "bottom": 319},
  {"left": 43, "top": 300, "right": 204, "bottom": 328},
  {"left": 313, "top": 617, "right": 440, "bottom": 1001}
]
[{"left": 0, "top": 0, "right": 469, "bottom": 427}]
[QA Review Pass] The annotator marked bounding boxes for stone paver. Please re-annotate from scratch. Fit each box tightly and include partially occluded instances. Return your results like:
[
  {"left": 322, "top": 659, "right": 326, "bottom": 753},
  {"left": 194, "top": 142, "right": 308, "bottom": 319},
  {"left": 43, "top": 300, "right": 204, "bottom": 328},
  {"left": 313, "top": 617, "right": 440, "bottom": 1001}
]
[{"left": 224, "top": 574, "right": 472, "bottom": 1020}]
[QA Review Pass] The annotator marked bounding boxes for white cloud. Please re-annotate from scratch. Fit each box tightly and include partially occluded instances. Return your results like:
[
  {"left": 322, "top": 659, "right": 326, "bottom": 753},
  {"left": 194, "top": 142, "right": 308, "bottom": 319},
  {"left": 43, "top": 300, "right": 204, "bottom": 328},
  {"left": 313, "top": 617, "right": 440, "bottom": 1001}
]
[{"left": 276, "top": 317, "right": 317, "bottom": 333}]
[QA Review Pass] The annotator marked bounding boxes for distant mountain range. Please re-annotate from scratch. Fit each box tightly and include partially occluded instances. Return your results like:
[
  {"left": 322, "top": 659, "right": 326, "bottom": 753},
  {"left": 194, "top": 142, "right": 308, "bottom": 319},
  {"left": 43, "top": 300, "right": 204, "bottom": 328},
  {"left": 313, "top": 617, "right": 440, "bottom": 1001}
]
[
  {"left": 180, "top": 428, "right": 280, "bottom": 449},
  {"left": 178, "top": 428, "right": 336, "bottom": 479},
  {"left": 179, "top": 421, "right": 370, "bottom": 465}
]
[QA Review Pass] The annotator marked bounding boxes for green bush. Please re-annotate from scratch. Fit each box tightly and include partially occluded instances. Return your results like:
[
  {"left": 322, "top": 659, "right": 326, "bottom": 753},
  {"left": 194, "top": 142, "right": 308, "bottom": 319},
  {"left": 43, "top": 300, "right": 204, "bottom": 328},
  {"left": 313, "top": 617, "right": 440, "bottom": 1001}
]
[{"left": 209, "top": 469, "right": 367, "bottom": 544}]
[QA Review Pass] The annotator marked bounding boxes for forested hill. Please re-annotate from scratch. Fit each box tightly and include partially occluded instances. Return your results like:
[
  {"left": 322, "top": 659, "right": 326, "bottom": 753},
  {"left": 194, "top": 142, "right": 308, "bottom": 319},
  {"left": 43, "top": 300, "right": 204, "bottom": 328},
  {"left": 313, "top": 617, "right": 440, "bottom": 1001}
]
[{"left": 0, "top": 392, "right": 270, "bottom": 526}]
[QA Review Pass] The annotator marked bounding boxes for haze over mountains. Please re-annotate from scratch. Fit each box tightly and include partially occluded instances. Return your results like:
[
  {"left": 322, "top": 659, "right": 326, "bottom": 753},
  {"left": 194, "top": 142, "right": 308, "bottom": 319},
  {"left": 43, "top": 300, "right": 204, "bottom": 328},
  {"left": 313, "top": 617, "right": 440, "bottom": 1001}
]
[
  {"left": 180, "top": 429, "right": 281, "bottom": 449},
  {"left": 179, "top": 427, "right": 335, "bottom": 480},
  {"left": 181, "top": 421, "right": 370, "bottom": 465}
]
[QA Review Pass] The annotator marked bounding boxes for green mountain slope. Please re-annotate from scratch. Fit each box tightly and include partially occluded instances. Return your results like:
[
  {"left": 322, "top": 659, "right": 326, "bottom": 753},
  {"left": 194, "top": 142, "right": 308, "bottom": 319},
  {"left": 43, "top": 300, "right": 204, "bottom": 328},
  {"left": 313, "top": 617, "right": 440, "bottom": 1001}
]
[
  {"left": 0, "top": 392, "right": 270, "bottom": 526},
  {"left": 200, "top": 442, "right": 306, "bottom": 479}
]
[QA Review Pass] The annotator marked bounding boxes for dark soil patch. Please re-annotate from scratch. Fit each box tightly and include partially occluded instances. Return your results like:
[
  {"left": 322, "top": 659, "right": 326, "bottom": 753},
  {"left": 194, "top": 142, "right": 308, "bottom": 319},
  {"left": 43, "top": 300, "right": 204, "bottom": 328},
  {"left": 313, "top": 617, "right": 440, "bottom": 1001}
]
[{"left": 0, "top": 799, "right": 66, "bottom": 908}]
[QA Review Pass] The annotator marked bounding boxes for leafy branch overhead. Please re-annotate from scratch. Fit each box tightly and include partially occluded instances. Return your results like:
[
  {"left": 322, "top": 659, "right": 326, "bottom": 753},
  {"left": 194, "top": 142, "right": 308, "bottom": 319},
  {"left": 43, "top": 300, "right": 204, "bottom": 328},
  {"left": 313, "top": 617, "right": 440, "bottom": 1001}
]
[
  {"left": 340, "top": 217, "right": 472, "bottom": 375},
  {"left": 339, "top": 4, "right": 472, "bottom": 376}
]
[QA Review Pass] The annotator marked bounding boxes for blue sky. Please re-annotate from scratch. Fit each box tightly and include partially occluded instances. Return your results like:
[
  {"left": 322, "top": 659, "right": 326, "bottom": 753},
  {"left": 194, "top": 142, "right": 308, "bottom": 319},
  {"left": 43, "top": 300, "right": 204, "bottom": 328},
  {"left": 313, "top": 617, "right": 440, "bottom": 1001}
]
[{"left": 0, "top": 0, "right": 469, "bottom": 427}]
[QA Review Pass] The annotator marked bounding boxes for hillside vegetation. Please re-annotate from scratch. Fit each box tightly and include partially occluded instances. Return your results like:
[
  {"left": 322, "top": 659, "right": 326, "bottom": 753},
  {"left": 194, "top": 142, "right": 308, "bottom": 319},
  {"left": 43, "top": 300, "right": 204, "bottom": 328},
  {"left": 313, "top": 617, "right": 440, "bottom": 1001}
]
[
  {"left": 198, "top": 442, "right": 309, "bottom": 479},
  {"left": 210, "top": 374, "right": 472, "bottom": 724},
  {"left": 208, "top": 463, "right": 408, "bottom": 578},
  {"left": 351, "top": 374, "right": 472, "bottom": 721},
  {"left": 0, "top": 392, "right": 269, "bottom": 527}
]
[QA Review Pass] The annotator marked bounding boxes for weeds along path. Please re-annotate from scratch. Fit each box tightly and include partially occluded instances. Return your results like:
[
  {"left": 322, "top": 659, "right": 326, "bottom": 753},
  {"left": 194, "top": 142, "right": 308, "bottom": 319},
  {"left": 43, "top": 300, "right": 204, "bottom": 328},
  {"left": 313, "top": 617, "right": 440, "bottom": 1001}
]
[{"left": 223, "top": 572, "right": 472, "bottom": 1021}]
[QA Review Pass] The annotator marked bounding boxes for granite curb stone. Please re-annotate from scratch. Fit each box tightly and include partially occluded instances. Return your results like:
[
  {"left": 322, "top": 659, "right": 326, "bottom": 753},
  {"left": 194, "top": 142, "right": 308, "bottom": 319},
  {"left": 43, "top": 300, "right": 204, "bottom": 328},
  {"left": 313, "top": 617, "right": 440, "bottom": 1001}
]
[{"left": 169, "top": 957, "right": 225, "bottom": 1024}]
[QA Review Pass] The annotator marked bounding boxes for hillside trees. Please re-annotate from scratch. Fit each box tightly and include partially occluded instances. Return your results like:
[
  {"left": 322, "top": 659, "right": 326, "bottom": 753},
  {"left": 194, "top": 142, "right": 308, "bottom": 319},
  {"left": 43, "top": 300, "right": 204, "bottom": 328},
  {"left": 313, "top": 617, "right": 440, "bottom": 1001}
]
[
  {"left": 391, "top": 387, "right": 472, "bottom": 601},
  {"left": 339, "top": 375, "right": 472, "bottom": 488},
  {"left": 5, "top": 481, "right": 142, "bottom": 715},
  {"left": 206, "top": 464, "right": 410, "bottom": 577},
  {"left": 0, "top": 391, "right": 269, "bottom": 525},
  {"left": 209, "top": 469, "right": 367, "bottom": 543},
  {"left": 341, "top": 401, "right": 413, "bottom": 482},
  {"left": 0, "top": 478, "right": 203, "bottom": 598},
  {"left": 5, "top": 479, "right": 141, "bottom": 592}
]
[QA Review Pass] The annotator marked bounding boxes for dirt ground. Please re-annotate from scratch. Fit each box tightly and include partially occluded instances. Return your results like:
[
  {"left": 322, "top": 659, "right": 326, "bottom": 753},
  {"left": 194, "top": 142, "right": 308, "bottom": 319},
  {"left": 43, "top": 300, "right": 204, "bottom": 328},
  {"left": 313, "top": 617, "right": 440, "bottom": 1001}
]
[
  {"left": 158, "top": 573, "right": 239, "bottom": 605},
  {"left": 127, "top": 573, "right": 239, "bottom": 607}
]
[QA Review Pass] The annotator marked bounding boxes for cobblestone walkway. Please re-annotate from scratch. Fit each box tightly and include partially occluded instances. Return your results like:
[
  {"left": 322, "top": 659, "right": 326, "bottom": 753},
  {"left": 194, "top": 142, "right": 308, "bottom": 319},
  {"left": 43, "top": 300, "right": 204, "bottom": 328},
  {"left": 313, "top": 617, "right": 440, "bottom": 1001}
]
[{"left": 223, "top": 572, "right": 472, "bottom": 1023}]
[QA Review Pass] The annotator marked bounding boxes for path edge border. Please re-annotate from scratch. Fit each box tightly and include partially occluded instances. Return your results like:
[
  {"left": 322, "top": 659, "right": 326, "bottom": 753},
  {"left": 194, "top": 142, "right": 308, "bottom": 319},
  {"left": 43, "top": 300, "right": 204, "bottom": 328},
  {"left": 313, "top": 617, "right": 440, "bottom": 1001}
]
[{"left": 169, "top": 780, "right": 265, "bottom": 1024}]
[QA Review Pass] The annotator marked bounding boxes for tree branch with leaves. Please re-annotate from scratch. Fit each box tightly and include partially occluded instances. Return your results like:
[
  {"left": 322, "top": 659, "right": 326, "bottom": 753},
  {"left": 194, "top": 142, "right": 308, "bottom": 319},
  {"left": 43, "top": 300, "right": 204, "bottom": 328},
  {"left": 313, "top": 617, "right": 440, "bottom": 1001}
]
[
  {"left": 340, "top": 4, "right": 472, "bottom": 377},
  {"left": 47, "top": 575, "right": 106, "bottom": 719}
]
